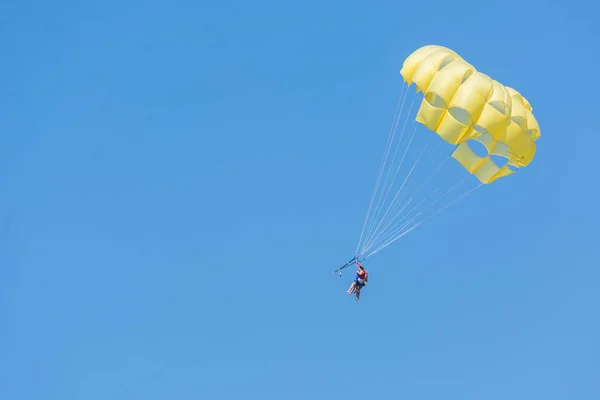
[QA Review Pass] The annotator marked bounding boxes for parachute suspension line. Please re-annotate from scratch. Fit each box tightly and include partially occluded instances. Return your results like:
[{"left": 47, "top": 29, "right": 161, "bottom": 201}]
[
  {"left": 410, "top": 155, "right": 451, "bottom": 200},
  {"left": 367, "top": 120, "right": 418, "bottom": 225},
  {"left": 358, "top": 122, "right": 450, "bottom": 258},
  {"left": 361, "top": 198, "right": 426, "bottom": 257},
  {"left": 359, "top": 139, "right": 427, "bottom": 256},
  {"left": 345, "top": 44, "right": 541, "bottom": 264},
  {"left": 360, "top": 193, "right": 422, "bottom": 257},
  {"left": 355, "top": 84, "right": 409, "bottom": 255},
  {"left": 360, "top": 152, "right": 479, "bottom": 259},
  {"left": 427, "top": 182, "right": 483, "bottom": 220},
  {"left": 362, "top": 99, "right": 416, "bottom": 250},
  {"left": 430, "top": 174, "right": 470, "bottom": 207},
  {"left": 363, "top": 221, "right": 422, "bottom": 259},
  {"left": 365, "top": 179, "right": 429, "bottom": 251},
  {"left": 364, "top": 180, "right": 484, "bottom": 259},
  {"left": 361, "top": 122, "right": 419, "bottom": 247},
  {"left": 361, "top": 99, "right": 416, "bottom": 251},
  {"left": 355, "top": 85, "right": 408, "bottom": 255},
  {"left": 364, "top": 154, "right": 451, "bottom": 252}
]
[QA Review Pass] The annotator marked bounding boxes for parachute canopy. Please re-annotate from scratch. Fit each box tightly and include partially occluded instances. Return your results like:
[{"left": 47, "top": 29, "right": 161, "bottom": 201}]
[
  {"left": 349, "top": 44, "right": 542, "bottom": 262},
  {"left": 400, "top": 45, "right": 541, "bottom": 184}
]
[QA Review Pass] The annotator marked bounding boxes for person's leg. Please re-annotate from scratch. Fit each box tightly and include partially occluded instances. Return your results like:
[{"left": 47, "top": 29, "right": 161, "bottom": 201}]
[
  {"left": 346, "top": 282, "right": 356, "bottom": 294},
  {"left": 355, "top": 285, "right": 361, "bottom": 300}
]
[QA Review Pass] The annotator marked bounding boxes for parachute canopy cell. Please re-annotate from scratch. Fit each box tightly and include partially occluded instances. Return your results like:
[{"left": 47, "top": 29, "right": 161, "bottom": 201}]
[{"left": 399, "top": 45, "right": 541, "bottom": 184}]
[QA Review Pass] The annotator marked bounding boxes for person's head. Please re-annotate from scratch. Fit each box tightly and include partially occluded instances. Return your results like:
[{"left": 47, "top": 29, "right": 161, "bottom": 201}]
[{"left": 357, "top": 264, "right": 364, "bottom": 271}]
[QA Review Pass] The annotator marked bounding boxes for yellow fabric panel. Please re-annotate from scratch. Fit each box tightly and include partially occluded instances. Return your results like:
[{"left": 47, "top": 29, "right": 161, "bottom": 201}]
[
  {"left": 506, "top": 86, "right": 532, "bottom": 112},
  {"left": 450, "top": 142, "right": 497, "bottom": 184},
  {"left": 411, "top": 51, "right": 456, "bottom": 93},
  {"left": 506, "top": 87, "right": 523, "bottom": 105},
  {"left": 473, "top": 157, "right": 501, "bottom": 184},
  {"left": 489, "top": 140, "right": 511, "bottom": 158},
  {"left": 505, "top": 88, "right": 540, "bottom": 152},
  {"left": 415, "top": 98, "right": 446, "bottom": 130},
  {"left": 526, "top": 110, "right": 541, "bottom": 140},
  {"left": 400, "top": 45, "right": 541, "bottom": 181},
  {"left": 505, "top": 88, "right": 540, "bottom": 159},
  {"left": 399, "top": 47, "right": 434, "bottom": 83},
  {"left": 451, "top": 142, "right": 485, "bottom": 174},
  {"left": 474, "top": 104, "right": 510, "bottom": 139},
  {"left": 510, "top": 95, "right": 528, "bottom": 123},
  {"left": 425, "top": 60, "right": 475, "bottom": 106},
  {"left": 451, "top": 141, "right": 519, "bottom": 184},
  {"left": 461, "top": 127, "right": 483, "bottom": 142},
  {"left": 448, "top": 72, "right": 493, "bottom": 122},
  {"left": 516, "top": 141, "right": 536, "bottom": 166},
  {"left": 400, "top": 45, "right": 463, "bottom": 85},
  {"left": 489, "top": 81, "right": 512, "bottom": 109},
  {"left": 504, "top": 125, "right": 530, "bottom": 160},
  {"left": 436, "top": 112, "right": 471, "bottom": 144},
  {"left": 451, "top": 141, "right": 520, "bottom": 184},
  {"left": 523, "top": 97, "right": 532, "bottom": 111},
  {"left": 473, "top": 131, "right": 497, "bottom": 153},
  {"left": 400, "top": 46, "right": 442, "bottom": 82},
  {"left": 487, "top": 164, "right": 517, "bottom": 183},
  {"left": 504, "top": 118, "right": 534, "bottom": 163},
  {"left": 501, "top": 95, "right": 534, "bottom": 164},
  {"left": 472, "top": 81, "right": 511, "bottom": 139}
]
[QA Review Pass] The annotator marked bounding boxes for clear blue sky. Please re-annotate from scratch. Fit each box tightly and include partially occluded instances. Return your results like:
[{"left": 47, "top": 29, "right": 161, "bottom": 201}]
[{"left": 1, "top": 1, "right": 598, "bottom": 399}]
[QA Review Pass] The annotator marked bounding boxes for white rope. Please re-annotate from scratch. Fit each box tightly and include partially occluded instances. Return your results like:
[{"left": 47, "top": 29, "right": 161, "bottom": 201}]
[
  {"left": 353, "top": 81, "right": 488, "bottom": 261},
  {"left": 360, "top": 141, "right": 426, "bottom": 255},
  {"left": 355, "top": 85, "right": 409, "bottom": 254},
  {"left": 427, "top": 182, "right": 483, "bottom": 220},
  {"left": 365, "top": 154, "right": 450, "bottom": 251},
  {"left": 361, "top": 123, "right": 419, "bottom": 249},
  {"left": 365, "top": 181, "right": 483, "bottom": 259},
  {"left": 362, "top": 99, "right": 415, "bottom": 249},
  {"left": 364, "top": 221, "right": 422, "bottom": 259},
  {"left": 361, "top": 198, "right": 426, "bottom": 257}
]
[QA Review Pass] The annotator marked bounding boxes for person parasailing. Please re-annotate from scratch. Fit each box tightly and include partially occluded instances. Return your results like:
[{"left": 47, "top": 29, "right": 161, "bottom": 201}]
[{"left": 346, "top": 261, "right": 368, "bottom": 300}]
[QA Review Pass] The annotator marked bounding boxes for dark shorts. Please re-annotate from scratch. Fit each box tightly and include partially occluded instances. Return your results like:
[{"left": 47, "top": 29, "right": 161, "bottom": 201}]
[{"left": 354, "top": 278, "right": 365, "bottom": 287}]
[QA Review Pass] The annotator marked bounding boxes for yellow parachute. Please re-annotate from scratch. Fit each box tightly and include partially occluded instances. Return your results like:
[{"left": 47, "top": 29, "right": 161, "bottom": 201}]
[
  {"left": 400, "top": 45, "right": 541, "bottom": 184},
  {"left": 347, "top": 44, "right": 541, "bottom": 262}
]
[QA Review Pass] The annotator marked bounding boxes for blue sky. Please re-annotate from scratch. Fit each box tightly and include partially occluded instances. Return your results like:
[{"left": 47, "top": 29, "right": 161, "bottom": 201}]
[{"left": 1, "top": 0, "right": 599, "bottom": 399}]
